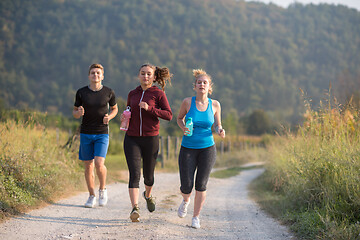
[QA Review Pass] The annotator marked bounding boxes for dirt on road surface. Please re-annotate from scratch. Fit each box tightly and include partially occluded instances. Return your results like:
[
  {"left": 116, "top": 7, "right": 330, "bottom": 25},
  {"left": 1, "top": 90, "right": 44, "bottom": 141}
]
[{"left": 0, "top": 167, "right": 295, "bottom": 240}]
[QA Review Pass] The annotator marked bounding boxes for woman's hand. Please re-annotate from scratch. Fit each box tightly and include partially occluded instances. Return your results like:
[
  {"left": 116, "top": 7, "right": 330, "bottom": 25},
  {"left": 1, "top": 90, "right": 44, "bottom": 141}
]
[
  {"left": 216, "top": 126, "right": 226, "bottom": 138},
  {"left": 139, "top": 101, "right": 149, "bottom": 111},
  {"left": 183, "top": 126, "right": 191, "bottom": 136}
]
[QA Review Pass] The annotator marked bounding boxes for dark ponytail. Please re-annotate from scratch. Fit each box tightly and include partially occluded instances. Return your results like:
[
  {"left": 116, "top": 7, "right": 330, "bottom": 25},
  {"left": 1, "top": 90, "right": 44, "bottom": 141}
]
[
  {"left": 154, "top": 66, "right": 172, "bottom": 90},
  {"left": 139, "top": 63, "right": 172, "bottom": 91}
]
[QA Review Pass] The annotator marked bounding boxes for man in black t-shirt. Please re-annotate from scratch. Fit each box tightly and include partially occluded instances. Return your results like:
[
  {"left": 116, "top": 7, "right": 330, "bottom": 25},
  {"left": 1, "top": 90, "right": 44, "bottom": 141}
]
[{"left": 73, "top": 63, "right": 118, "bottom": 208}]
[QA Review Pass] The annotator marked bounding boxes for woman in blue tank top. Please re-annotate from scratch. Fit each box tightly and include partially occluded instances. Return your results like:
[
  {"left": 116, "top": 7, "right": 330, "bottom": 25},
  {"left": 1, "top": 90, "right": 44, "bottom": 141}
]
[{"left": 176, "top": 69, "right": 226, "bottom": 229}]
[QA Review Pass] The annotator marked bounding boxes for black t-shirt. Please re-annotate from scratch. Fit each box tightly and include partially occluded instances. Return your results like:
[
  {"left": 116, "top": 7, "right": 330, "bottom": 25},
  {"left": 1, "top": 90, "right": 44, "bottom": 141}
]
[{"left": 74, "top": 86, "right": 116, "bottom": 134}]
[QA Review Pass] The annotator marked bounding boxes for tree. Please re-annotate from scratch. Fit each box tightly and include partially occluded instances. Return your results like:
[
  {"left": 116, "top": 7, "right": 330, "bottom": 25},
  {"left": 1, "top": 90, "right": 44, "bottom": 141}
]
[{"left": 247, "top": 109, "right": 271, "bottom": 135}]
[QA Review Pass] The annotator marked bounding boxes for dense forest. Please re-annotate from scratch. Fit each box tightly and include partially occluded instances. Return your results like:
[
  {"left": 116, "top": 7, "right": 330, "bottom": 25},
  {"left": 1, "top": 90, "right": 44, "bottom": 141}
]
[{"left": 1, "top": 0, "right": 360, "bottom": 132}]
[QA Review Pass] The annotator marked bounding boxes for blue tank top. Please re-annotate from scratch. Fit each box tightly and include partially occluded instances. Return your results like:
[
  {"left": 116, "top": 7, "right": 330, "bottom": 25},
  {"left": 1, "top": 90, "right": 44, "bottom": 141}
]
[{"left": 181, "top": 96, "right": 215, "bottom": 149}]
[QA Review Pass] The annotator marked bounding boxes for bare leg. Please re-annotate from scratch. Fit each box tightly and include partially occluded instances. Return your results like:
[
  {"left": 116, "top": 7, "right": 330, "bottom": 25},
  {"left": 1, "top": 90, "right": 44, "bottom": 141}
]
[
  {"left": 193, "top": 191, "right": 206, "bottom": 217},
  {"left": 181, "top": 192, "right": 191, "bottom": 202},
  {"left": 94, "top": 156, "right": 107, "bottom": 190},
  {"left": 84, "top": 160, "right": 95, "bottom": 196},
  {"left": 129, "top": 188, "right": 139, "bottom": 207},
  {"left": 144, "top": 185, "right": 153, "bottom": 198}
]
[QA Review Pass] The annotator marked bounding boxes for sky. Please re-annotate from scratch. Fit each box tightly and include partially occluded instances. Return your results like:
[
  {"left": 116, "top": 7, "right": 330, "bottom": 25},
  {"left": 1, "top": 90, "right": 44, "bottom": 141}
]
[{"left": 245, "top": 0, "right": 360, "bottom": 11}]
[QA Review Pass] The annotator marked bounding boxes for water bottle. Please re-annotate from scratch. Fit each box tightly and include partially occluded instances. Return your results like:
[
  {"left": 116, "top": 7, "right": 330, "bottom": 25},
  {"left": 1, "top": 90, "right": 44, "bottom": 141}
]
[
  {"left": 120, "top": 106, "right": 131, "bottom": 131},
  {"left": 185, "top": 117, "right": 193, "bottom": 136}
]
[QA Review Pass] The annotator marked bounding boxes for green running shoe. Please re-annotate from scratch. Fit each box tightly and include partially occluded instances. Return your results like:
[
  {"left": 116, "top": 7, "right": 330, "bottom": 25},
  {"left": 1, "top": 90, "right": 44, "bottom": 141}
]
[{"left": 143, "top": 191, "right": 156, "bottom": 212}]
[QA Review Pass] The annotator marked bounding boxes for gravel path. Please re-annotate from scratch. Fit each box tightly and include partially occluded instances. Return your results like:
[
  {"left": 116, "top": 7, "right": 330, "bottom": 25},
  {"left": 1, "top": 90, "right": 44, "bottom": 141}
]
[{"left": 0, "top": 167, "right": 294, "bottom": 240}]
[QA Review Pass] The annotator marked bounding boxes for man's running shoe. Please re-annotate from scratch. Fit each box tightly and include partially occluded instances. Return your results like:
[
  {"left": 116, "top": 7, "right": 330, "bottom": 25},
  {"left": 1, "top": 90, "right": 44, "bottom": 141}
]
[
  {"left": 98, "top": 188, "right": 108, "bottom": 206},
  {"left": 84, "top": 195, "right": 96, "bottom": 208}
]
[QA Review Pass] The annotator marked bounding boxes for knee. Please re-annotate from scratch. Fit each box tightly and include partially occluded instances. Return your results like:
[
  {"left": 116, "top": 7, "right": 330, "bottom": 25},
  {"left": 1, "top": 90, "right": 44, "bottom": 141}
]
[
  {"left": 195, "top": 178, "right": 208, "bottom": 192},
  {"left": 144, "top": 177, "right": 154, "bottom": 187},
  {"left": 195, "top": 177, "right": 208, "bottom": 192},
  {"left": 94, "top": 157, "right": 105, "bottom": 168},
  {"left": 129, "top": 171, "right": 141, "bottom": 188},
  {"left": 84, "top": 160, "right": 94, "bottom": 170},
  {"left": 195, "top": 185, "right": 207, "bottom": 192},
  {"left": 180, "top": 175, "right": 194, "bottom": 194},
  {"left": 180, "top": 184, "right": 193, "bottom": 194}
]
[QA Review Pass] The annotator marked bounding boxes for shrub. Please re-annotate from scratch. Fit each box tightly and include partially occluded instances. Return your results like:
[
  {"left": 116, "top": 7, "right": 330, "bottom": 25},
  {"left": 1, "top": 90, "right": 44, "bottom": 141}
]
[{"left": 0, "top": 120, "right": 82, "bottom": 219}]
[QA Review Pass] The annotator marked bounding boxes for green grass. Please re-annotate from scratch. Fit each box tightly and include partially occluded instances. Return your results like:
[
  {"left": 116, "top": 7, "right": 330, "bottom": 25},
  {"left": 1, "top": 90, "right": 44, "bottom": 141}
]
[
  {"left": 210, "top": 166, "right": 261, "bottom": 179},
  {"left": 211, "top": 167, "right": 242, "bottom": 178}
]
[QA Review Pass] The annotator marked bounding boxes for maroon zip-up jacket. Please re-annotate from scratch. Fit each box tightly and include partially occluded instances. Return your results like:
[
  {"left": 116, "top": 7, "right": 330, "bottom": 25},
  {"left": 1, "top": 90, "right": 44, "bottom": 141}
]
[{"left": 126, "top": 85, "right": 172, "bottom": 136}]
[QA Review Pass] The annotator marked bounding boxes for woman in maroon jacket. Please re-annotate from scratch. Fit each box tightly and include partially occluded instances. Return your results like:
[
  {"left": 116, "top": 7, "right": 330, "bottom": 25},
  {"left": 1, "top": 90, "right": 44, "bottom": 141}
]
[{"left": 123, "top": 63, "right": 172, "bottom": 222}]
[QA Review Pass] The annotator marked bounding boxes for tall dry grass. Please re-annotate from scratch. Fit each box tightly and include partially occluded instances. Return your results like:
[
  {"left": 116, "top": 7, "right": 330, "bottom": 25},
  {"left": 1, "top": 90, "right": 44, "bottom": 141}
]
[
  {"left": 0, "top": 120, "right": 82, "bottom": 219},
  {"left": 261, "top": 96, "right": 360, "bottom": 239}
]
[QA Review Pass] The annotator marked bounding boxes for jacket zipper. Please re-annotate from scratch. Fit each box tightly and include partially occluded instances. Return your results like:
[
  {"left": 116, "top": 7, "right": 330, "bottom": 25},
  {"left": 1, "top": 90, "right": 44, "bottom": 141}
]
[{"left": 139, "top": 90, "right": 145, "bottom": 136}]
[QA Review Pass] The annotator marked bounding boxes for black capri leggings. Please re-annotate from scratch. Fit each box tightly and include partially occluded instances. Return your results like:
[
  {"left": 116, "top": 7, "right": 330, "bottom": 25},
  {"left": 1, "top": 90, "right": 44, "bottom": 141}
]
[
  {"left": 124, "top": 134, "right": 159, "bottom": 188},
  {"left": 178, "top": 145, "right": 216, "bottom": 194}
]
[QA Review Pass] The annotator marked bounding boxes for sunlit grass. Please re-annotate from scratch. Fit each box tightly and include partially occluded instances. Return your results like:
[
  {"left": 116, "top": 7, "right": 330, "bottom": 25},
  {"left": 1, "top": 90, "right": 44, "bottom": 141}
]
[
  {"left": 253, "top": 95, "right": 360, "bottom": 239},
  {"left": 0, "top": 120, "right": 82, "bottom": 220}
]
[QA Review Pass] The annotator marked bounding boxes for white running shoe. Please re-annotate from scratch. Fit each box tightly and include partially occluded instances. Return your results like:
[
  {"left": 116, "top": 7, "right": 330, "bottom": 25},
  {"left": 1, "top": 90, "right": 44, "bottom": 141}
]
[
  {"left": 191, "top": 216, "right": 201, "bottom": 229},
  {"left": 130, "top": 205, "right": 140, "bottom": 222},
  {"left": 85, "top": 195, "right": 96, "bottom": 208},
  {"left": 178, "top": 199, "right": 190, "bottom": 218},
  {"left": 99, "top": 189, "right": 108, "bottom": 206}
]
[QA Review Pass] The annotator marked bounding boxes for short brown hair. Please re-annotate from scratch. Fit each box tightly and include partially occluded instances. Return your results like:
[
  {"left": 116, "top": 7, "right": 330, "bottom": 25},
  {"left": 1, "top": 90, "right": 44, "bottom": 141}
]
[{"left": 88, "top": 63, "right": 104, "bottom": 75}]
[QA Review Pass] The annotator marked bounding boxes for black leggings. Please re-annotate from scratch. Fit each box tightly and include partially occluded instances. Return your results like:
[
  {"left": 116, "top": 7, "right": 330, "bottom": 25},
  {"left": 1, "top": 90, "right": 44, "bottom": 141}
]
[
  {"left": 178, "top": 145, "right": 216, "bottom": 194},
  {"left": 124, "top": 134, "right": 159, "bottom": 188}
]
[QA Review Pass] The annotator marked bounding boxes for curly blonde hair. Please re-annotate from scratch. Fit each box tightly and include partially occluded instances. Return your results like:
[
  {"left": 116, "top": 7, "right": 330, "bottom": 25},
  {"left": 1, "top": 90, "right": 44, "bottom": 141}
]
[
  {"left": 193, "top": 69, "right": 213, "bottom": 94},
  {"left": 139, "top": 63, "right": 172, "bottom": 91}
]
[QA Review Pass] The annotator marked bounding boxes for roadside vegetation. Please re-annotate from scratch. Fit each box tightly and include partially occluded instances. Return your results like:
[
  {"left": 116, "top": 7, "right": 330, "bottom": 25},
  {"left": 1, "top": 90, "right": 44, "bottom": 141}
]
[
  {"left": 0, "top": 118, "right": 82, "bottom": 220},
  {"left": 0, "top": 110, "right": 127, "bottom": 221},
  {"left": 251, "top": 95, "right": 360, "bottom": 239}
]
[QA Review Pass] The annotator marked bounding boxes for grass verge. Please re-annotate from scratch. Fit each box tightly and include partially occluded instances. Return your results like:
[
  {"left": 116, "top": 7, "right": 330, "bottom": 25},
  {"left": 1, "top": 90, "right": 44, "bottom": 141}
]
[
  {"left": 250, "top": 100, "right": 360, "bottom": 239},
  {"left": 0, "top": 120, "right": 84, "bottom": 221},
  {"left": 210, "top": 165, "right": 262, "bottom": 179}
]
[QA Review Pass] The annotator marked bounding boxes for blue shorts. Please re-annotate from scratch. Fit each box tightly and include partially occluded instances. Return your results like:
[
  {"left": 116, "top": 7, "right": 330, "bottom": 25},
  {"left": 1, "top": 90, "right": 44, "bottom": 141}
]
[{"left": 79, "top": 134, "right": 109, "bottom": 161}]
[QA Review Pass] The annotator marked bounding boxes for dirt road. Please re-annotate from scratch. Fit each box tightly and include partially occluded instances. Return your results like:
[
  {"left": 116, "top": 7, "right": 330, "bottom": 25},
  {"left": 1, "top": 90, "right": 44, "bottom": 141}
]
[{"left": 0, "top": 168, "right": 294, "bottom": 240}]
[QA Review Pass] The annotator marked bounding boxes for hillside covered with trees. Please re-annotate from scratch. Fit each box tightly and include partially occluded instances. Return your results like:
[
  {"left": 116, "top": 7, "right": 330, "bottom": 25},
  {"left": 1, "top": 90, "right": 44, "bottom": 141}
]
[{"left": 1, "top": 0, "right": 360, "bottom": 133}]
